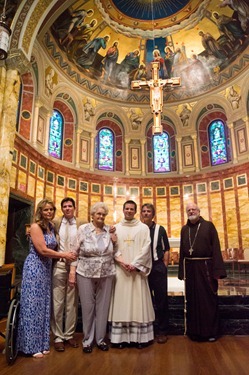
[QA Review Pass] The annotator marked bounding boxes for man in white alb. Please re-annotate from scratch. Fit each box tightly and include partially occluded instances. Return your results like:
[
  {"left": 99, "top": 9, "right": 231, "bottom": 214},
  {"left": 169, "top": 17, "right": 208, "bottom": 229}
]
[{"left": 108, "top": 200, "right": 155, "bottom": 349}]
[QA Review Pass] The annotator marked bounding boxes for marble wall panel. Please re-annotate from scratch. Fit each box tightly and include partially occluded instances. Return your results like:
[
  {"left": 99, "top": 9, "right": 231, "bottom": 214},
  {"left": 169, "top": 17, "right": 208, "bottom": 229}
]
[
  {"left": 35, "top": 181, "right": 45, "bottom": 207},
  {"left": 156, "top": 198, "right": 168, "bottom": 230},
  {"left": 78, "top": 194, "right": 88, "bottom": 222},
  {"left": 237, "top": 187, "right": 249, "bottom": 248},
  {"left": 18, "top": 170, "right": 27, "bottom": 193},
  {"left": 103, "top": 196, "right": 114, "bottom": 225},
  {"left": 27, "top": 175, "right": 35, "bottom": 197},
  {"left": 169, "top": 197, "right": 181, "bottom": 238},
  {"left": 54, "top": 188, "right": 65, "bottom": 211},
  {"left": 90, "top": 195, "right": 102, "bottom": 210},
  {"left": 196, "top": 194, "right": 209, "bottom": 220},
  {"left": 45, "top": 185, "right": 54, "bottom": 201},
  {"left": 210, "top": 192, "right": 225, "bottom": 250},
  {"left": 113, "top": 199, "right": 124, "bottom": 224},
  {"left": 10, "top": 166, "right": 17, "bottom": 189},
  {"left": 224, "top": 190, "right": 238, "bottom": 248}
]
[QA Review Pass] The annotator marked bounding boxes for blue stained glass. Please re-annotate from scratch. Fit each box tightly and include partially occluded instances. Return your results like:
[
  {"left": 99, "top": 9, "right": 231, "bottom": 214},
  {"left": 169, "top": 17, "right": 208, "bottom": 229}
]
[
  {"left": 153, "top": 132, "right": 170, "bottom": 173},
  {"left": 98, "top": 128, "right": 114, "bottom": 171},
  {"left": 48, "top": 110, "right": 63, "bottom": 159},
  {"left": 209, "top": 120, "right": 228, "bottom": 166}
]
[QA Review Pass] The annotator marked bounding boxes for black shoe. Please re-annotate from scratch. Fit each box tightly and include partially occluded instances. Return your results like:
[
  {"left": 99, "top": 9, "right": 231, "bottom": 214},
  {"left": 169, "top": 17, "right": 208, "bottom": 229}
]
[
  {"left": 97, "top": 341, "right": 109, "bottom": 351},
  {"left": 83, "top": 345, "right": 92, "bottom": 353},
  {"left": 111, "top": 342, "right": 126, "bottom": 349},
  {"left": 136, "top": 343, "right": 148, "bottom": 349}
]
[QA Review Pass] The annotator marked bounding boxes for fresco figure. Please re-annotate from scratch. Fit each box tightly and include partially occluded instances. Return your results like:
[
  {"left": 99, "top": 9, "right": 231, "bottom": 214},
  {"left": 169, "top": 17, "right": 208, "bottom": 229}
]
[
  {"left": 172, "top": 44, "right": 188, "bottom": 77},
  {"left": 68, "top": 19, "right": 97, "bottom": 59},
  {"left": 152, "top": 48, "right": 165, "bottom": 79},
  {"left": 164, "top": 47, "right": 174, "bottom": 78},
  {"left": 179, "top": 104, "right": 191, "bottom": 127},
  {"left": 45, "top": 68, "right": 56, "bottom": 96},
  {"left": 219, "top": 0, "right": 249, "bottom": 32},
  {"left": 116, "top": 49, "right": 140, "bottom": 87},
  {"left": 102, "top": 41, "right": 119, "bottom": 82},
  {"left": 119, "top": 49, "right": 140, "bottom": 74},
  {"left": 129, "top": 109, "right": 143, "bottom": 130},
  {"left": 76, "top": 35, "right": 110, "bottom": 70},
  {"left": 198, "top": 31, "right": 227, "bottom": 60},
  {"left": 55, "top": 9, "right": 94, "bottom": 43},
  {"left": 227, "top": 86, "right": 241, "bottom": 109},
  {"left": 134, "top": 64, "right": 147, "bottom": 81},
  {"left": 212, "top": 12, "right": 245, "bottom": 45},
  {"left": 84, "top": 98, "right": 95, "bottom": 121}
]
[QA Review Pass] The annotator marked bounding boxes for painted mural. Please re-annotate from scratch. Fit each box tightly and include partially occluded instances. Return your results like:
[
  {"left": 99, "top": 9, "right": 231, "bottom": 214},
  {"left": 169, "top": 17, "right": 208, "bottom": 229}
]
[{"left": 48, "top": 0, "right": 249, "bottom": 102}]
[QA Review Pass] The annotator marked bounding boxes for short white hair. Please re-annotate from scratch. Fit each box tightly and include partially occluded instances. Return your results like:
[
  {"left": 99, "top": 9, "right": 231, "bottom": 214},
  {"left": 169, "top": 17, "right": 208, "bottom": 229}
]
[{"left": 90, "top": 202, "right": 109, "bottom": 216}]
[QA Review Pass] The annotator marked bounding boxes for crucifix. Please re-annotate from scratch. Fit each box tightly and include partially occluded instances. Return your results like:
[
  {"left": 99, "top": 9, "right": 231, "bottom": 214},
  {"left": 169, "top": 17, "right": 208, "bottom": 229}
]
[
  {"left": 124, "top": 235, "right": 134, "bottom": 247},
  {"left": 131, "top": 61, "right": 181, "bottom": 134}
]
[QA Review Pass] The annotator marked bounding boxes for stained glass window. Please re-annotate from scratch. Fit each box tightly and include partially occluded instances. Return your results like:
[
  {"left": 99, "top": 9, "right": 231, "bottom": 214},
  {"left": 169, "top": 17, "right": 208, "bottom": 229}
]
[
  {"left": 153, "top": 132, "right": 170, "bottom": 172},
  {"left": 48, "top": 110, "right": 63, "bottom": 159},
  {"left": 209, "top": 120, "right": 228, "bottom": 166},
  {"left": 98, "top": 128, "right": 114, "bottom": 170}
]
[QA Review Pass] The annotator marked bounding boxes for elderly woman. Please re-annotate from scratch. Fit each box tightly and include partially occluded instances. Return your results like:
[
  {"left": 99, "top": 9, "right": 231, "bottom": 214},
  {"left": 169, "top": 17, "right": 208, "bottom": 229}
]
[
  {"left": 71, "top": 202, "right": 118, "bottom": 353},
  {"left": 17, "top": 198, "right": 76, "bottom": 358}
]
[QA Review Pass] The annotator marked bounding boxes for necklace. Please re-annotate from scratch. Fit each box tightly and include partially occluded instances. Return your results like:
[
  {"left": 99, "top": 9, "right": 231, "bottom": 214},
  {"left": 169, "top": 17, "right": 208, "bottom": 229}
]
[{"left": 188, "top": 223, "right": 201, "bottom": 255}]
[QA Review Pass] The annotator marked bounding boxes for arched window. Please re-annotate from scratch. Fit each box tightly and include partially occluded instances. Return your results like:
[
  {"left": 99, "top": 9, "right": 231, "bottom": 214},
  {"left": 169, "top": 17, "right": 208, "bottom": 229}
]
[
  {"left": 153, "top": 132, "right": 170, "bottom": 172},
  {"left": 48, "top": 110, "right": 63, "bottom": 159},
  {"left": 98, "top": 128, "right": 114, "bottom": 171},
  {"left": 209, "top": 120, "right": 228, "bottom": 166}
]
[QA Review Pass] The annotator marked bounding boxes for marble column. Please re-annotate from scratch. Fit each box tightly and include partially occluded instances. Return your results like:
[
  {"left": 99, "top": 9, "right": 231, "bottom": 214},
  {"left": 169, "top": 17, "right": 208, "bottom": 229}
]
[
  {"left": 192, "top": 134, "right": 200, "bottom": 172},
  {"left": 75, "top": 129, "right": 81, "bottom": 168},
  {"left": 243, "top": 116, "right": 249, "bottom": 159},
  {"left": 176, "top": 137, "right": 183, "bottom": 174},
  {"left": 0, "top": 67, "right": 21, "bottom": 266},
  {"left": 228, "top": 122, "right": 238, "bottom": 164},
  {"left": 43, "top": 109, "right": 53, "bottom": 155},
  {"left": 141, "top": 139, "right": 146, "bottom": 176},
  {"left": 90, "top": 132, "right": 95, "bottom": 171},
  {"left": 125, "top": 138, "right": 130, "bottom": 176},
  {"left": 32, "top": 98, "right": 42, "bottom": 144}
]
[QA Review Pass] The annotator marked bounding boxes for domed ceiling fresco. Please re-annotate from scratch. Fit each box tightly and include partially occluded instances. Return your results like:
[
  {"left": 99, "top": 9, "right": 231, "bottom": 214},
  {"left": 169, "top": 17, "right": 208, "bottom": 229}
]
[{"left": 43, "top": 0, "right": 248, "bottom": 104}]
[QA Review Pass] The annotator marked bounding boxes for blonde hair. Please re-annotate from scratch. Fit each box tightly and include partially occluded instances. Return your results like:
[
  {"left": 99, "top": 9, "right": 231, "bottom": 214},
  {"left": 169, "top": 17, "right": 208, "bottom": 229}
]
[{"left": 34, "top": 198, "right": 56, "bottom": 230}]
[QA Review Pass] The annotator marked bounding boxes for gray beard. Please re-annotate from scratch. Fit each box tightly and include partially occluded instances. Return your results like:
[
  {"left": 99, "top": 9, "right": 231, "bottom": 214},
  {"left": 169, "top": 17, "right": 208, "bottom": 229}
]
[{"left": 188, "top": 214, "right": 199, "bottom": 222}]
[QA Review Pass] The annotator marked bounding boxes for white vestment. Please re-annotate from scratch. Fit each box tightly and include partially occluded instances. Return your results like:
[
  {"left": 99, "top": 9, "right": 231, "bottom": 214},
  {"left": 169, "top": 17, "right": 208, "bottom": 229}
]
[{"left": 108, "top": 219, "right": 155, "bottom": 343}]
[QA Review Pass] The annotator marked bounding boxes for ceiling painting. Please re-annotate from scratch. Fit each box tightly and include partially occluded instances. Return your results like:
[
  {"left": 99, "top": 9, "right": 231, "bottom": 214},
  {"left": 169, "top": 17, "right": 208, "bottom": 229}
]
[{"left": 44, "top": 0, "right": 249, "bottom": 104}]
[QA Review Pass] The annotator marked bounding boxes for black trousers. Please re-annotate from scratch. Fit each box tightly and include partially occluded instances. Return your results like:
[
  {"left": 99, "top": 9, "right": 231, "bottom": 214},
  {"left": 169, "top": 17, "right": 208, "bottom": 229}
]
[{"left": 148, "top": 259, "right": 168, "bottom": 335}]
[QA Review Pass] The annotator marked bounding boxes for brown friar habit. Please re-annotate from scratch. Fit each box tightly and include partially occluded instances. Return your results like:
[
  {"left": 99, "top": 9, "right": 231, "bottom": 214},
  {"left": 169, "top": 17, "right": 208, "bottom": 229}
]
[{"left": 178, "top": 216, "right": 227, "bottom": 341}]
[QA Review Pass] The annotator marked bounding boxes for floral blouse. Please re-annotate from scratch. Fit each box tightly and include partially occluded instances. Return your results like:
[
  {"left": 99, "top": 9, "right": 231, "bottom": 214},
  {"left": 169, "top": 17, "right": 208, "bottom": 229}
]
[{"left": 75, "top": 222, "right": 120, "bottom": 278}]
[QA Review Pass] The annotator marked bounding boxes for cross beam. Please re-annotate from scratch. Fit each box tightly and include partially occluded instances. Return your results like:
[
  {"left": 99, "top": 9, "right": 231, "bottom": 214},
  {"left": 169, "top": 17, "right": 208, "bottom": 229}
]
[{"left": 131, "top": 61, "right": 181, "bottom": 134}]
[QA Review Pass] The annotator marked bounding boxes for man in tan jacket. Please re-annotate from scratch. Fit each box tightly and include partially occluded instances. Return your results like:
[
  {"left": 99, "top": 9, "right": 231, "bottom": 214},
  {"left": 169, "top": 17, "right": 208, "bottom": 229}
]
[{"left": 51, "top": 197, "right": 84, "bottom": 352}]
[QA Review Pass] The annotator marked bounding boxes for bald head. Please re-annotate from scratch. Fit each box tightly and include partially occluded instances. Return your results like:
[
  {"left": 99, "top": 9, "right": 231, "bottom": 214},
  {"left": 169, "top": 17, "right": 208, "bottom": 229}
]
[{"left": 186, "top": 202, "right": 200, "bottom": 223}]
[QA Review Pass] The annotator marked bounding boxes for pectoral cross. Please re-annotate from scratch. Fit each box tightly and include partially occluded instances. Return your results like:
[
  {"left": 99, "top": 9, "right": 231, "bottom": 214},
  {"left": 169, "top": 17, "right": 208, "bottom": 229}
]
[
  {"left": 189, "top": 248, "right": 194, "bottom": 256},
  {"left": 124, "top": 235, "right": 134, "bottom": 247},
  {"left": 131, "top": 61, "right": 181, "bottom": 134}
]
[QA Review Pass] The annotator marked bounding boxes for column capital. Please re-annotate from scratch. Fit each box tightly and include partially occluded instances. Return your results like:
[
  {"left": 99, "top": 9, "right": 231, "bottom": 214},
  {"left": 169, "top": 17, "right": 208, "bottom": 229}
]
[
  {"left": 6, "top": 48, "right": 31, "bottom": 75},
  {"left": 35, "top": 97, "right": 44, "bottom": 108}
]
